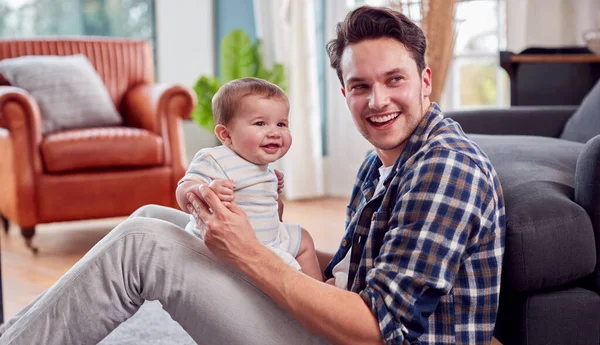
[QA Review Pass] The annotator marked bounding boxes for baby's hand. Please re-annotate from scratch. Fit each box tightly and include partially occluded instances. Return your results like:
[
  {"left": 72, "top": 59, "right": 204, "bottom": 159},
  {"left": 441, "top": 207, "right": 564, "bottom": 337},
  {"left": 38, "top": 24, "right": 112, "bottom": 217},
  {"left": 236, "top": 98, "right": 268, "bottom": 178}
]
[
  {"left": 208, "top": 179, "right": 235, "bottom": 205},
  {"left": 274, "top": 169, "right": 284, "bottom": 193}
]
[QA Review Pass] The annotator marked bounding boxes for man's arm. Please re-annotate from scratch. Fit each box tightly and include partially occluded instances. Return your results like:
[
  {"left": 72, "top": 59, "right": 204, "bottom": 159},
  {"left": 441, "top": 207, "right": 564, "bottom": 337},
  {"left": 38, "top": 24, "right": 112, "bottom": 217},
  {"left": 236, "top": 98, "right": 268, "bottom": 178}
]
[
  {"left": 188, "top": 187, "right": 383, "bottom": 345},
  {"left": 242, "top": 247, "right": 383, "bottom": 345}
]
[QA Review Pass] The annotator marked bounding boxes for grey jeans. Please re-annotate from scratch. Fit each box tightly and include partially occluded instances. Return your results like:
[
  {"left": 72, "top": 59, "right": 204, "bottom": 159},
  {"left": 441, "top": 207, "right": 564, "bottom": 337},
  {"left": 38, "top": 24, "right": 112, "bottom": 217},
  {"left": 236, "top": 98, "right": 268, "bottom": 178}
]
[{"left": 0, "top": 205, "right": 330, "bottom": 345}]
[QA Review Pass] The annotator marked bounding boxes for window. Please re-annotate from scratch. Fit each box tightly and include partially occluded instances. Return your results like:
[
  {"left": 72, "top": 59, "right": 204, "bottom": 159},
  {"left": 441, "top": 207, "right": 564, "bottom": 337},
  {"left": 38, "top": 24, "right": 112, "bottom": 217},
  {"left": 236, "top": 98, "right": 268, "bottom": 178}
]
[
  {"left": 448, "top": 0, "right": 508, "bottom": 110},
  {"left": 0, "top": 0, "right": 156, "bottom": 61},
  {"left": 344, "top": 0, "right": 508, "bottom": 110}
]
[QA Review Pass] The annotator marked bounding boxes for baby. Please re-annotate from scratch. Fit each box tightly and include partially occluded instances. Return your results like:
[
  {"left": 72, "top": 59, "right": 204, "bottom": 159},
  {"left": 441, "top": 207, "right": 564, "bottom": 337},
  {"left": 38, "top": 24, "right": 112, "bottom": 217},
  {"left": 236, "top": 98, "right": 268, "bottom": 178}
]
[{"left": 177, "top": 77, "right": 322, "bottom": 281}]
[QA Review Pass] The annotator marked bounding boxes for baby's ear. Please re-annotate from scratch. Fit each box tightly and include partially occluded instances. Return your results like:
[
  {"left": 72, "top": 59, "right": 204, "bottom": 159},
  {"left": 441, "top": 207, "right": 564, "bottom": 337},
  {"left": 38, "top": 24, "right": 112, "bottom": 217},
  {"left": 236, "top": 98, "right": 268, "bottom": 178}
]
[{"left": 214, "top": 124, "right": 231, "bottom": 145}]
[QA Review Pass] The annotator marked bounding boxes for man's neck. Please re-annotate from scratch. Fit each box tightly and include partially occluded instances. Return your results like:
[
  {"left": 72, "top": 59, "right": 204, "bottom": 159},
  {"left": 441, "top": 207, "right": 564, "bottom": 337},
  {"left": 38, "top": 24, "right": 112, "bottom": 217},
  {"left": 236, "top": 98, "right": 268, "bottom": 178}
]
[
  {"left": 422, "top": 98, "right": 432, "bottom": 115},
  {"left": 376, "top": 144, "right": 406, "bottom": 167},
  {"left": 376, "top": 99, "right": 433, "bottom": 167}
]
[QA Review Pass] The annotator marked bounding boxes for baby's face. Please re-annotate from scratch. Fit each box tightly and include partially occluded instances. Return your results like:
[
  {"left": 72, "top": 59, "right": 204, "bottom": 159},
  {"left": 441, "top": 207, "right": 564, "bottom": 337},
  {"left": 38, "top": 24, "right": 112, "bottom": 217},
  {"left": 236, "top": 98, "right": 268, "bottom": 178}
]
[{"left": 225, "top": 95, "right": 292, "bottom": 165}]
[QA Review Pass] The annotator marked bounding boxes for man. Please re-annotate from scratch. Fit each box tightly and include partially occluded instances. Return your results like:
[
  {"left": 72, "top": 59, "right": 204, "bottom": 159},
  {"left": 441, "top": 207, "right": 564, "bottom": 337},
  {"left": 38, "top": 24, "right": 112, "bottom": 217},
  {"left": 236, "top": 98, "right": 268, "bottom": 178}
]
[
  {"left": 188, "top": 5, "right": 505, "bottom": 345},
  {"left": 0, "top": 6, "right": 504, "bottom": 345}
]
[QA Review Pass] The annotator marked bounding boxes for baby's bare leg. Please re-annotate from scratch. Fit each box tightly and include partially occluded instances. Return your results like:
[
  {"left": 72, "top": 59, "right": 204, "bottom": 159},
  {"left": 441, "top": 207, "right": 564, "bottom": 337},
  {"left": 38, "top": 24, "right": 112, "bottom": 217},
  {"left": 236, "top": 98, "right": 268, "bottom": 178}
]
[{"left": 296, "top": 228, "right": 323, "bottom": 281}]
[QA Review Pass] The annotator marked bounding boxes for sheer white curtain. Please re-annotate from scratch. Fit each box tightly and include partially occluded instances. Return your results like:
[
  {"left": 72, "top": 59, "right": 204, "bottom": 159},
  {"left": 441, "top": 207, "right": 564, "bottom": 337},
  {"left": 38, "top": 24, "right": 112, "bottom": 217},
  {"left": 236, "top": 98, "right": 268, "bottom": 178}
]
[
  {"left": 253, "top": 0, "right": 325, "bottom": 200},
  {"left": 507, "top": 0, "right": 600, "bottom": 52},
  {"left": 323, "top": 0, "right": 374, "bottom": 198}
]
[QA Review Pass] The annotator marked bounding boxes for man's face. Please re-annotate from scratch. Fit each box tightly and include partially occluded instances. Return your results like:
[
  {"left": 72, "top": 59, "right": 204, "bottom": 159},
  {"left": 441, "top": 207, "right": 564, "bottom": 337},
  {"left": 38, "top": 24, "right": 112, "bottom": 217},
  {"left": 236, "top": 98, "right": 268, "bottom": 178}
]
[{"left": 340, "top": 38, "right": 432, "bottom": 166}]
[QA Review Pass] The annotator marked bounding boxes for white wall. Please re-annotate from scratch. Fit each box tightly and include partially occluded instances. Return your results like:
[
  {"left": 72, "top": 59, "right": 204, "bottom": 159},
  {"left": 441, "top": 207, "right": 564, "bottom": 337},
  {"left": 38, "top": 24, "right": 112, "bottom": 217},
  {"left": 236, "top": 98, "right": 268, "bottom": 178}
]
[
  {"left": 155, "top": 0, "right": 217, "bottom": 163},
  {"left": 507, "top": 0, "right": 600, "bottom": 52}
]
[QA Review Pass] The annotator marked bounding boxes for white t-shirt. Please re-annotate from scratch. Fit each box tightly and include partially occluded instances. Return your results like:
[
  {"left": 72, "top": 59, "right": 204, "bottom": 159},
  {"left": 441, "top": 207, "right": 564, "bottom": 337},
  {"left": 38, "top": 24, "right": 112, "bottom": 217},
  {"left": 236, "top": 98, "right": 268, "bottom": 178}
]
[{"left": 331, "top": 165, "right": 394, "bottom": 289}]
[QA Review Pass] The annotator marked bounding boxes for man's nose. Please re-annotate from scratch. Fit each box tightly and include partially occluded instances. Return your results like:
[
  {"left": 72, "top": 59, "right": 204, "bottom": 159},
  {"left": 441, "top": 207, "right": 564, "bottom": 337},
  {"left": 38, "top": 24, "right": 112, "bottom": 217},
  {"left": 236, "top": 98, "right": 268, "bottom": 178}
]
[{"left": 368, "top": 84, "right": 391, "bottom": 111}]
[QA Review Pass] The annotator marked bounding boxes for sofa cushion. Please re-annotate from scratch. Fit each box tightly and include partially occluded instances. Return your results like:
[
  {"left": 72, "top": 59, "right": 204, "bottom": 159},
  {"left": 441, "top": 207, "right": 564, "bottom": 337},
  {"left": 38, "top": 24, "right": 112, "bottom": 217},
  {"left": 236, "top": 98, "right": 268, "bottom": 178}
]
[
  {"left": 469, "top": 134, "right": 596, "bottom": 292},
  {"left": 494, "top": 287, "right": 600, "bottom": 345},
  {"left": 41, "top": 127, "right": 164, "bottom": 173},
  {"left": 0, "top": 54, "right": 122, "bottom": 134},
  {"left": 561, "top": 78, "right": 600, "bottom": 143}
]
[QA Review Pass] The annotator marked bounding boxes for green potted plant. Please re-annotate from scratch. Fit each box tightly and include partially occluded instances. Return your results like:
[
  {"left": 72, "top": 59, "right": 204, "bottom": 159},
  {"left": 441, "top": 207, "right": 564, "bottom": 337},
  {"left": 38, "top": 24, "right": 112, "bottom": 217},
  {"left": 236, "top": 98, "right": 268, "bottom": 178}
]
[{"left": 192, "top": 29, "right": 287, "bottom": 133}]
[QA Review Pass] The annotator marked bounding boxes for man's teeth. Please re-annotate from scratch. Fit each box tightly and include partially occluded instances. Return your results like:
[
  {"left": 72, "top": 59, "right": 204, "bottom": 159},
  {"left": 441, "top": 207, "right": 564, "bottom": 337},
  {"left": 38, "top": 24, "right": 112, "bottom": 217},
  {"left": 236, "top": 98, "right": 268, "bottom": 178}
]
[{"left": 370, "top": 113, "right": 399, "bottom": 123}]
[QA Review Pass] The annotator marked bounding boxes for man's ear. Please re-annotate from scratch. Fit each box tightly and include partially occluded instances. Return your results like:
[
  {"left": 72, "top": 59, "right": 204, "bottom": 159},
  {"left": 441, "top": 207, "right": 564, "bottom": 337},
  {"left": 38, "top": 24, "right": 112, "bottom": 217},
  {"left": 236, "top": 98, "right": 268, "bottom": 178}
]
[
  {"left": 422, "top": 66, "right": 432, "bottom": 98},
  {"left": 214, "top": 124, "right": 231, "bottom": 145},
  {"left": 341, "top": 87, "right": 346, "bottom": 98}
]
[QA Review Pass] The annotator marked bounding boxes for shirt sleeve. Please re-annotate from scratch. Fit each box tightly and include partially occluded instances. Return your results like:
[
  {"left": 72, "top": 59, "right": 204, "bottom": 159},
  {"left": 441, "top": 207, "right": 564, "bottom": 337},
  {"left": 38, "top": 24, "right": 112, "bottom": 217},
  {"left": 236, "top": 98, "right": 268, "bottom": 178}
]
[
  {"left": 358, "top": 148, "right": 498, "bottom": 344},
  {"left": 178, "top": 150, "right": 227, "bottom": 185}
]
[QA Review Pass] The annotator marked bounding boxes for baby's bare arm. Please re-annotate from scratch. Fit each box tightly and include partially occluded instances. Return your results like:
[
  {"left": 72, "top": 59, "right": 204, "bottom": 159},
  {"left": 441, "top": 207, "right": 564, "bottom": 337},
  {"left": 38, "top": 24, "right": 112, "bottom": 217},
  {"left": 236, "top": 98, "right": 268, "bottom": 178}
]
[
  {"left": 176, "top": 179, "right": 235, "bottom": 213},
  {"left": 176, "top": 181, "right": 207, "bottom": 213}
]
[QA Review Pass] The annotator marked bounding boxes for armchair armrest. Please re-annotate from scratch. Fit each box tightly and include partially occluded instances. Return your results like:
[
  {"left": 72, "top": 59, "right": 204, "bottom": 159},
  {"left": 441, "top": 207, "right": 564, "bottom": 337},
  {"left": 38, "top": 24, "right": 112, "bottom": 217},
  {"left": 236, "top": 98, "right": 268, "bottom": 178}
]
[
  {"left": 121, "top": 83, "right": 197, "bottom": 133},
  {"left": 445, "top": 106, "right": 578, "bottom": 138},
  {"left": 122, "top": 83, "right": 197, "bottom": 206},
  {"left": 0, "top": 86, "right": 43, "bottom": 227}
]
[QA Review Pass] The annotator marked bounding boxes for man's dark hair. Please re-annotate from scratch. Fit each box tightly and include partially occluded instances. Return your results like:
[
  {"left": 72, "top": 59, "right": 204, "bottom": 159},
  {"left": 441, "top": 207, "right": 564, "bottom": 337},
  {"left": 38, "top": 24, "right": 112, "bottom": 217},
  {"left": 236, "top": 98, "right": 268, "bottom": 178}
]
[{"left": 326, "top": 6, "right": 427, "bottom": 87}]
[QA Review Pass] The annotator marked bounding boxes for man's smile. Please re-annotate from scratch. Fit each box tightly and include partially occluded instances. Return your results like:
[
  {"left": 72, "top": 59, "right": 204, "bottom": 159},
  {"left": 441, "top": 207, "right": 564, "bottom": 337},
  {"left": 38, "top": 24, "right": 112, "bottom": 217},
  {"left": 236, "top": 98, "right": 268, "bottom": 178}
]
[{"left": 367, "top": 112, "right": 400, "bottom": 127}]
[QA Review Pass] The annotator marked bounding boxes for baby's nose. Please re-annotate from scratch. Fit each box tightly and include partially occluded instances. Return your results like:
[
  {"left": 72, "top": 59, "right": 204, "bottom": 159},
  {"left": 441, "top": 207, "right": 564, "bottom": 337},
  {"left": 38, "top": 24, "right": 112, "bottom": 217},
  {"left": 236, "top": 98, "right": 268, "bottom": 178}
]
[{"left": 267, "top": 130, "right": 281, "bottom": 138}]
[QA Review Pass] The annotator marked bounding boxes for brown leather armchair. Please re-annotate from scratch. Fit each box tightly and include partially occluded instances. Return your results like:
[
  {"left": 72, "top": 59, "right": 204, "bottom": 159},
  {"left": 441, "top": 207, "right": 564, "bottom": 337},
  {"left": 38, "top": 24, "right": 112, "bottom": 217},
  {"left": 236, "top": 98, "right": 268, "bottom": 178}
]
[{"left": 0, "top": 38, "right": 197, "bottom": 253}]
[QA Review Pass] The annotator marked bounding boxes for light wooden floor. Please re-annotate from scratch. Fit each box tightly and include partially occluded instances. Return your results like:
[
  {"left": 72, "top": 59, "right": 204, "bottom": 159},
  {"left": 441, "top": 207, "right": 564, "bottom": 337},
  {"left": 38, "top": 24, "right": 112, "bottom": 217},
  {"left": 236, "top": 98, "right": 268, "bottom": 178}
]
[{"left": 0, "top": 197, "right": 348, "bottom": 320}]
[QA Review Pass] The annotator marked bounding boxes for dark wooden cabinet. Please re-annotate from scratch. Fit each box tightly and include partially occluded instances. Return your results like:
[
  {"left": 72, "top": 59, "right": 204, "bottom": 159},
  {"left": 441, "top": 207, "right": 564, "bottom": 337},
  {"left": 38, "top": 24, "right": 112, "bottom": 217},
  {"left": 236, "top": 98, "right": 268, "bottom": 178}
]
[{"left": 500, "top": 47, "right": 600, "bottom": 106}]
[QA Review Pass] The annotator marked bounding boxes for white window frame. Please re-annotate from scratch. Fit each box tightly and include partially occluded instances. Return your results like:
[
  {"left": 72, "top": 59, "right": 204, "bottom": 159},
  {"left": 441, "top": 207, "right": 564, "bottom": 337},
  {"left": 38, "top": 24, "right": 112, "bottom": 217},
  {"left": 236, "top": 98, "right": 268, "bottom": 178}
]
[{"left": 444, "top": 0, "right": 507, "bottom": 110}]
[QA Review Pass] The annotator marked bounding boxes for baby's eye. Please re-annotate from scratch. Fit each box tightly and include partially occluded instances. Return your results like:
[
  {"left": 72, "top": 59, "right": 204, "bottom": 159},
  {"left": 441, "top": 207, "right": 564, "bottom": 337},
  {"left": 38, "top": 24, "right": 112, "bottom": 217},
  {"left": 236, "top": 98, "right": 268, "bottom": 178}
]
[
  {"left": 254, "top": 121, "right": 265, "bottom": 126},
  {"left": 277, "top": 123, "right": 287, "bottom": 127}
]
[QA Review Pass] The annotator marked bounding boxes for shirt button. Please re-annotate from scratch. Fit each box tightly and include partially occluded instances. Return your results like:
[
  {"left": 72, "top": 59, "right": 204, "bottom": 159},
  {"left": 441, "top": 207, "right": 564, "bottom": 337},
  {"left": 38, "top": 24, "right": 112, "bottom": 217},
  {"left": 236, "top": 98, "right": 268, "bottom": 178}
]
[{"left": 342, "top": 239, "right": 348, "bottom": 247}]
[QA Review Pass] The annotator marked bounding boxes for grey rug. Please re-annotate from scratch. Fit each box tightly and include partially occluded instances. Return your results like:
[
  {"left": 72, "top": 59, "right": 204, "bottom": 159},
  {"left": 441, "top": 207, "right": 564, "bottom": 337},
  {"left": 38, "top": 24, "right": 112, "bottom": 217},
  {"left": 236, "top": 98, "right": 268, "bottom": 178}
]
[{"left": 99, "top": 301, "right": 196, "bottom": 344}]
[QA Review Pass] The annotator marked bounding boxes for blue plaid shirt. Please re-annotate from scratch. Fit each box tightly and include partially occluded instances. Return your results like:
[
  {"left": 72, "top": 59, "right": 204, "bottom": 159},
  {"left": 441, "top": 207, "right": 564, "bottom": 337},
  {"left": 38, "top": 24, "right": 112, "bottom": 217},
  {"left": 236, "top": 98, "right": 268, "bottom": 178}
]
[{"left": 324, "top": 104, "right": 505, "bottom": 345}]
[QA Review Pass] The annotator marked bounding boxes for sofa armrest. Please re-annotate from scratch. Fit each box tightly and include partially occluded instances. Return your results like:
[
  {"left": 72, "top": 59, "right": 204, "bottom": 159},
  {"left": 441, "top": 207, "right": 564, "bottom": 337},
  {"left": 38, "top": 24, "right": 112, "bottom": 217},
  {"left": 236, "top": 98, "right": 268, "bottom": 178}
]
[
  {"left": 121, "top": 83, "right": 197, "bottom": 206},
  {"left": 445, "top": 106, "right": 578, "bottom": 137},
  {"left": 0, "top": 86, "right": 43, "bottom": 227},
  {"left": 575, "top": 134, "right": 600, "bottom": 293}
]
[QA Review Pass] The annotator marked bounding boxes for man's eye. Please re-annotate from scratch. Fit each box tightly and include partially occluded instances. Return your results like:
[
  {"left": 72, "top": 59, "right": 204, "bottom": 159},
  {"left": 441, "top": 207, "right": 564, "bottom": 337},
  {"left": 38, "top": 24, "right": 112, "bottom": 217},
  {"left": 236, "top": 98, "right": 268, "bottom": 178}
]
[
  {"left": 389, "top": 76, "right": 403, "bottom": 83},
  {"left": 277, "top": 123, "right": 287, "bottom": 127},
  {"left": 351, "top": 84, "right": 367, "bottom": 90},
  {"left": 255, "top": 121, "right": 265, "bottom": 126}
]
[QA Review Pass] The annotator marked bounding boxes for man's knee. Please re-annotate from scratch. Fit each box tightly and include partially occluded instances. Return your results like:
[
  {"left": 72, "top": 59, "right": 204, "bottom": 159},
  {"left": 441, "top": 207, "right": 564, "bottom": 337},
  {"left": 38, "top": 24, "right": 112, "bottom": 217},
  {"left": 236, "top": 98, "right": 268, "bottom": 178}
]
[
  {"left": 112, "top": 216, "right": 158, "bottom": 237},
  {"left": 129, "top": 204, "right": 165, "bottom": 219}
]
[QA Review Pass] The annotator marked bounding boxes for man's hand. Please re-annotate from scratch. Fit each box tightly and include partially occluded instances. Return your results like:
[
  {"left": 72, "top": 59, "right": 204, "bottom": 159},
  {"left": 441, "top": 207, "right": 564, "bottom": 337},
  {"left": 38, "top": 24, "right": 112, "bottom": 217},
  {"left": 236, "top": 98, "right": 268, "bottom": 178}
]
[
  {"left": 186, "top": 185, "right": 263, "bottom": 267},
  {"left": 274, "top": 169, "right": 285, "bottom": 221},
  {"left": 208, "top": 179, "right": 235, "bottom": 206},
  {"left": 274, "top": 169, "right": 284, "bottom": 193}
]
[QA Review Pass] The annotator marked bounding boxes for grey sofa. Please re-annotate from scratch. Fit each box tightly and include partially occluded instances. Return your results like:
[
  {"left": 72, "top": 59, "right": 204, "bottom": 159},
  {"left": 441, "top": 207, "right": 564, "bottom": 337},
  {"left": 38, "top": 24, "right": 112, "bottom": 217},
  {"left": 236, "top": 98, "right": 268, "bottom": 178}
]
[{"left": 447, "top": 99, "right": 600, "bottom": 345}]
